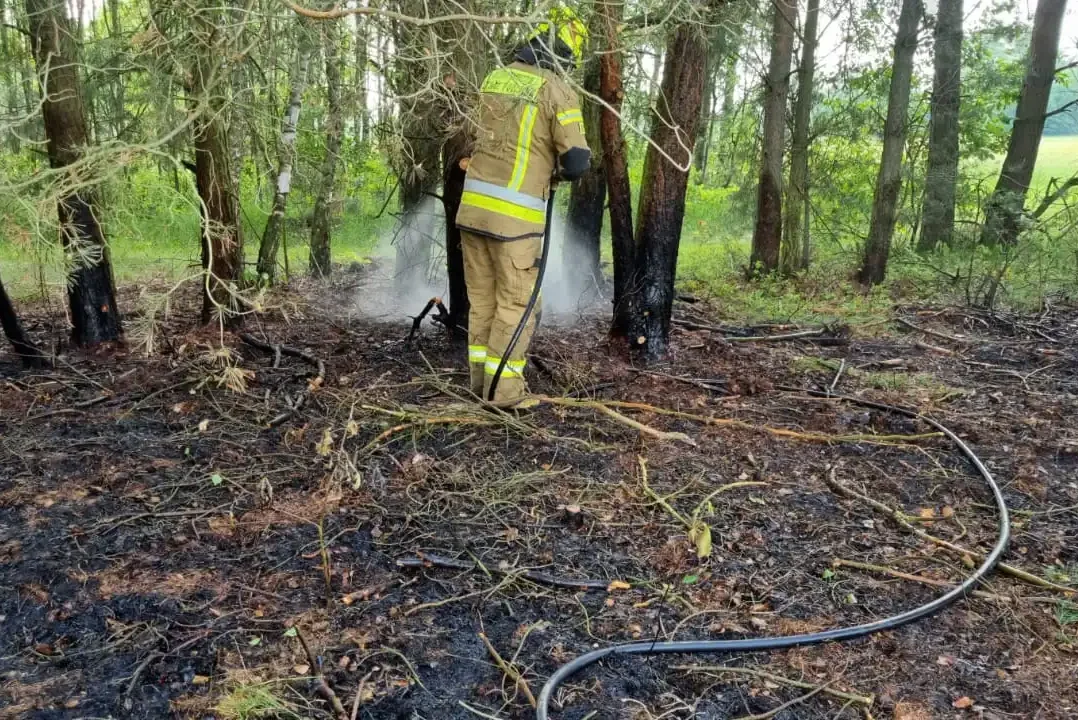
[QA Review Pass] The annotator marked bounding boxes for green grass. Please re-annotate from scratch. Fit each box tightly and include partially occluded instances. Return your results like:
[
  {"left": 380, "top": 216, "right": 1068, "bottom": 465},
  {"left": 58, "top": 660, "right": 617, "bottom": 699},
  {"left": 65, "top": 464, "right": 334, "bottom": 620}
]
[
  {"left": 969, "top": 135, "right": 1078, "bottom": 199},
  {"left": 215, "top": 683, "right": 298, "bottom": 720},
  {"left": 0, "top": 169, "right": 386, "bottom": 301}
]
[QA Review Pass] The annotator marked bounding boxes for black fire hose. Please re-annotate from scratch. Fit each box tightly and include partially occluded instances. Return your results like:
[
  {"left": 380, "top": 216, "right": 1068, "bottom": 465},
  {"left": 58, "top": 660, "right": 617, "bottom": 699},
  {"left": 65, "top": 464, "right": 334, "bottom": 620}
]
[
  {"left": 536, "top": 387, "right": 1011, "bottom": 719},
  {"left": 487, "top": 186, "right": 557, "bottom": 403}
]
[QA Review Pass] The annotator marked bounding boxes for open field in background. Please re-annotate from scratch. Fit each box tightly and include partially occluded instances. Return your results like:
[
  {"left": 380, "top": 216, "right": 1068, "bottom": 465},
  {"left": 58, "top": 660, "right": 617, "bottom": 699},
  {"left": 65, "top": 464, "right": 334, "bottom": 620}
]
[{"left": 2, "top": 136, "right": 1076, "bottom": 321}]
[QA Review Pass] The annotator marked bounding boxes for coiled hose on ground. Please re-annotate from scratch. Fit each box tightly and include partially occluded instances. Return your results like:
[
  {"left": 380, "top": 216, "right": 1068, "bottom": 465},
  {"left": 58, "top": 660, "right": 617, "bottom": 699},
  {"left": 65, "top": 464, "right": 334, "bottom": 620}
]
[{"left": 536, "top": 388, "right": 1011, "bottom": 719}]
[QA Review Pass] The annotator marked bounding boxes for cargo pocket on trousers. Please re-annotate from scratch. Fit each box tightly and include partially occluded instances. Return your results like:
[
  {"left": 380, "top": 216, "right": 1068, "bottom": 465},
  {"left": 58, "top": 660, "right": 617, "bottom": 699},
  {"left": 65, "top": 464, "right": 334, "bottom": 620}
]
[{"left": 507, "top": 239, "right": 541, "bottom": 304}]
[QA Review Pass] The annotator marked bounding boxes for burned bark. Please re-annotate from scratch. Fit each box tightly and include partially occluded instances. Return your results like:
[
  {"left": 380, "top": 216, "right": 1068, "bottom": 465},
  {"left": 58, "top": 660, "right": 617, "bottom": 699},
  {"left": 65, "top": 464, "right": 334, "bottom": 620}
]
[
  {"left": 749, "top": 0, "right": 795, "bottom": 276},
  {"left": 309, "top": 18, "right": 343, "bottom": 278},
  {"left": 859, "top": 0, "right": 921, "bottom": 286},
  {"left": 980, "top": 0, "right": 1067, "bottom": 247},
  {"left": 917, "top": 0, "right": 963, "bottom": 253},
  {"left": 0, "top": 272, "right": 49, "bottom": 367},
  {"left": 630, "top": 21, "right": 708, "bottom": 363},
  {"left": 781, "top": 0, "right": 820, "bottom": 273},
  {"left": 442, "top": 132, "right": 469, "bottom": 337},
  {"left": 258, "top": 23, "right": 313, "bottom": 283},
  {"left": 599, "top": 0, "right": 636, "bottom": 336},
  {"left": 26, "top": 0, "right": 122, "bottom": 345}
]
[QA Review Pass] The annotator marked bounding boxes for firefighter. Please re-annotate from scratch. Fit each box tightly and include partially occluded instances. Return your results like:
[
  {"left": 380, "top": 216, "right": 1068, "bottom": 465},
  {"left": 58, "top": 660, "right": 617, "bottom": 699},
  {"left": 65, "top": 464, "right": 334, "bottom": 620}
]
[{"left": 455, "top": 8, "right": 591, "bottom": 407}]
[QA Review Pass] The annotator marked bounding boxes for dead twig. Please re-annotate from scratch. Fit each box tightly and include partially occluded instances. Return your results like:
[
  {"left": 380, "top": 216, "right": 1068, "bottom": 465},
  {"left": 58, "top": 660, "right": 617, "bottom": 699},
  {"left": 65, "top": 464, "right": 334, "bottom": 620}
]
[
  {"left": 478, "top": 631, "right": 537, "bottom": 708},
  {"left": 732, "top": 683, "right": 832, "bottom": 719},
  {"left": 543, "top": 397, "right": 940, "bottom": 447},
  {"left": 674, "top": 664, "right": 873, "bottom": 707},
  {"left": 123, "top": 631, "right": 208, "bottom": 697},
  {"left": 239, "top": 332, "right": 326, "bottom": 428},
  {"left": 894, "top": 317, "right": 972, "bottom": 344},
  {"left": 828, "top": 359, "right": 847, "bottom": 394},
  {"left": 831, "top": 558, "right": 1011, "bottom": 603},
  {"left": 396, "top": 552, "right": 614, "bottom": 591},
  {"left": 349, "top": 670, "right": 375, "bottom": 720},
  {"left": 629, "top": 368, "right": 729, "bottom": 394},
  {"left": 826, "top": 470, "right": 1076, "bottom": 596},
  {"left": 293, "top": 625, "right": 348, "bottom": 720},
  {"left": 406, "top": 296, "right": 451, "bottom": 343}
]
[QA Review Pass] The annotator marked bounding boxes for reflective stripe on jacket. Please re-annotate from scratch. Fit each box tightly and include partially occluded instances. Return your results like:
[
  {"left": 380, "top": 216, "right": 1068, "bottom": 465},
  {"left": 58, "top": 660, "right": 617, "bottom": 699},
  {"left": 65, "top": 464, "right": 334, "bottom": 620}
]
[{"left": 455, "top": 61, "right": 588, "bottom": 241}]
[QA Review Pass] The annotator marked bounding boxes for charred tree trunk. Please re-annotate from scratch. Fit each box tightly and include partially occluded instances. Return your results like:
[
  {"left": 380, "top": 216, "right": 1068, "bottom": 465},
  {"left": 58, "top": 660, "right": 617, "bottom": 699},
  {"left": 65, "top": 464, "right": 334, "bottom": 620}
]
[
  {"left": 190, "top": 25, "right": 243, "bottom": 325},
  {"left": 859, "top": 0, "right": 921, "bottom": 286},
  {"left": 980, "top": 0, "right": 1067, "bottom": 247},
  {"left": 917, "top": 0, "right": 963, "bottom": 253},
  {"left": 26, "top": 0, "right": 122, "bottom": 345},
  {"left": 0, "top": 272, "right": 49, "bottom": 367},
  {"left": 310, "top": 19, "right": 343, "bottom": 278},
  {"left": 749, "top": 0, "right": 795, "bottom": 276},
  {"left": 257, "top": 25, "right": 313, "bottom": 283},
  {"left": 442, "top": 132, "right": 469, "bottom": 337},
  {"left": 565, "top": 39, "right": 605, "bottom": 305},
  {"left": 630, "top": 21, "right": 708, "bottom": 363},
  {"left": 600, "top": 0, "right": 636, "bottom": 336},
  {"left": 781, "top": 0, "right": 820, "bottom": 273}
]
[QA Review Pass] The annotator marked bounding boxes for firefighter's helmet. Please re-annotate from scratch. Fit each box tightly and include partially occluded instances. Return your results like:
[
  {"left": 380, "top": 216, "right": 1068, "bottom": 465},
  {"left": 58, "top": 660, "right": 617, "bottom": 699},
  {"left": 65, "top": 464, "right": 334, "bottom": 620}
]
[{"left": 528, "top": 6, "right": 588, "bottom": 65}]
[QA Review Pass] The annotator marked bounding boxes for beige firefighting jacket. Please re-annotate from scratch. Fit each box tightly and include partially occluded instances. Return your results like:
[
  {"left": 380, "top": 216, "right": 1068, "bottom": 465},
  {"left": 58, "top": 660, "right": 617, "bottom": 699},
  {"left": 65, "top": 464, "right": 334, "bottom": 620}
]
[{"left": 456, "top": 61, "right": 588, "bottom": 241}]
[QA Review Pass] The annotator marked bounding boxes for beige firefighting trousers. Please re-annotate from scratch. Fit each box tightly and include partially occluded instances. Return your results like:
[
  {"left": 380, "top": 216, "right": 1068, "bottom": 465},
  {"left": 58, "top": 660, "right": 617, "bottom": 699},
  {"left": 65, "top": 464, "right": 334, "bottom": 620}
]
[{"left": 462, "top": 230, "right": 542, "bottom": 403}]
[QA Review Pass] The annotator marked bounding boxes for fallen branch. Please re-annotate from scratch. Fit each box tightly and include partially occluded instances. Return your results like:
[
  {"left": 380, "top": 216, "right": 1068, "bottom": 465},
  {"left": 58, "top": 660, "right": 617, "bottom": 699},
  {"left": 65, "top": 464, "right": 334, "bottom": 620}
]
[
  {"left": 826, "top": 470, "right": 1076, "bottom": 596},
  {"left": 671, "top": 318, "right": 845, "bottom": 344},
  {"left": 239, "top": 333, "right": 326, "bottom": 428},
  {"left": 293, "top": 625, "right": 348, "bottom": 720},
  {"left": 629, "top": 368, "right": 729, "bottom": 394},
  {"left": 674, "top": 664, "right": 873, "bottom": 707},
  {"left": 894, "top": 317, "right": 971, "bottom": 344},
  {"left": 540, "top": 396, "right": 696, "bottom": 446},
  {"left": 543, "top": 397, "right": 940, "bottom": 447},
  {"left": 831, "top": 558, "right": 1010, "bottom": 603},
  {"left": 478, "top": 631, "right": 537, "bottom": 708},
  {"left": 733, "top": 683, "right": 831, "bottom": 720},
  {"left": 397, "top": 552, "right": 615, "bottom": 591}
]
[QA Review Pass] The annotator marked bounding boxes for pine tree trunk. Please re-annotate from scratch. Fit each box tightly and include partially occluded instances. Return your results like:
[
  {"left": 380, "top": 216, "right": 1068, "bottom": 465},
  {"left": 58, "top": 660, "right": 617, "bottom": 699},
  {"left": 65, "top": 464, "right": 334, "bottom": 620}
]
[
  {"left": 749, "top": 0, "right": 795, "bottom": 276},
  {"left": 190, "top": 25, "right": 243, "bottom": 325},
  {"left": 782, "top": 0, "right": 820, "bottom": 273},
  {"left": 630, "top": 21, "right": 708, "bottom": 363},
  {"left": 2, "top": 0, "right": 22, "bottom": 153},
  {"left": 565, "top": 40, "right": 605, "bottom": 304},
  {"left": 310, "top": 19, "right": 343, "bottom": 278},
  {"left": 354, "top": 14, "right": 369, "bottom": 142},
  {"left": 258, "top": 24, "right": 313, "bottom": 283},
  {"left": 0, "top": 272, "right": 49, "bottom": 367},
  {"left": 693, "top": 19, "right": 732, "bottom": 183},
  {"left": 859, "top": 0, "right": 921, "bottom": 286},
  {"left": 26, "top": 0, "right": 122, "bottom": 346},
  {"left": 980, "top": 0, "right": 1067, "bottom": 247},
  {"left": 599, "top": 0, "right": 635, "bottom": 336},
  {"left": 917, "top": 0, "right": 963, "bottom": 253}
]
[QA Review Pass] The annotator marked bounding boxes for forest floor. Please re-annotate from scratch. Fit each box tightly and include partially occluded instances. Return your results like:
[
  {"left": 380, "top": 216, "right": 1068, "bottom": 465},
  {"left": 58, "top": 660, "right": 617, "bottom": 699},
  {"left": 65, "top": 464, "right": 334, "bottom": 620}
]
[{"left": 2, "top": 264, "right": 1078, "bottom": 720}]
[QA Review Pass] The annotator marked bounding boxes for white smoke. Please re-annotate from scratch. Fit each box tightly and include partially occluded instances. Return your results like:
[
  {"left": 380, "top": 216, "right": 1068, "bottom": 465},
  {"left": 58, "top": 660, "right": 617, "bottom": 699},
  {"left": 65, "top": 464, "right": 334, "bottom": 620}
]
[{"left": 351, "top": 196, "right": 605, "bottom": 327}]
